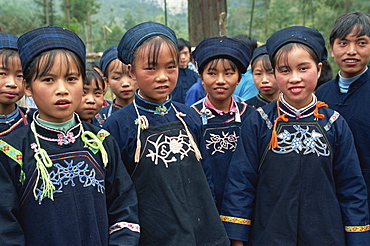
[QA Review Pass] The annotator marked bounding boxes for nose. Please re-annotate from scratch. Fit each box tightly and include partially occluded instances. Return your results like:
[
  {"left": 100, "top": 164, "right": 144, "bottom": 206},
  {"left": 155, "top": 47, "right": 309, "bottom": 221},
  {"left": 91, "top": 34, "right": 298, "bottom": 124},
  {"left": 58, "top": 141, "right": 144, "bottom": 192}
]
[
  {"left": 261, "top": 73, "right": 270, "bottom": 84},
  {"left": 5, "top": 75, "right": 18, "bottom": 88},
  {"left": 155, "top": 68, "right": 169, "bottom": 82},
  {"left": 289, "top": 70, "right": 302, "bottom": 83},
  {"left": 346, "top": 42, "right": 357, "bottom": 55},
  {"left": 85, "top": 94, "right": 95, "bottom": 104},
  {"left": 216, "top": 74, "right": 226, "bottom": 84},
  {"left": 56, "top": 80, "right": 69, "bottom": 95}
]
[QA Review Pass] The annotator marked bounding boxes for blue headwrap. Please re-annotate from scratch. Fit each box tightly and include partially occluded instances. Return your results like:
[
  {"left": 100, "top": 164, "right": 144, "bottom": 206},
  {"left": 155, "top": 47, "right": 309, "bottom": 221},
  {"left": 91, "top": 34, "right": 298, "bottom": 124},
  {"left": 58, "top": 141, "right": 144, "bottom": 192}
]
[
  {"left": 17, "top": 26, "right": 86, "bottom": 74},
  {"left": 251, "top": 44, "right": 268, "bottom": 64},
  {"left": 0, "top": 33, "right": 18, "bottom": 50},
  {"left": 192, "top": 36, "right": 252, "bottom": 74},
  {"left": 100, "top": 45, "right": 118, "bottom": 75},
  {"left": 117, "top": 22, "right": 177, "bottom": 65},
  {"left": 266, "top": 26, "right": 327, "bottom": 62}
]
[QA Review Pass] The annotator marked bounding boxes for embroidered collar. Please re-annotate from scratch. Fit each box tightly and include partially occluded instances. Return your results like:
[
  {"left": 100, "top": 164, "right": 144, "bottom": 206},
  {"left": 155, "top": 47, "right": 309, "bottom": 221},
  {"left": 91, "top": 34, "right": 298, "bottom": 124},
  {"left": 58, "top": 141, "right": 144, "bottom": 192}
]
[
  {"left": 32, "top": 112, "right": 83, "bottom": 146},
  {"left": 279, "top": 93, "right": 317, "bottom": 119},
  {"left": 111, "top": 99, "right": 124, "bottom": 110},
  {"left": 257, "top": 93, "right": 272, "bottom": 104},
  {"left": 134, "top": 91, "right": 172, "bottom": 116},
  {"left": 203, "top": 94, "right": 237, "bottom": 115}
]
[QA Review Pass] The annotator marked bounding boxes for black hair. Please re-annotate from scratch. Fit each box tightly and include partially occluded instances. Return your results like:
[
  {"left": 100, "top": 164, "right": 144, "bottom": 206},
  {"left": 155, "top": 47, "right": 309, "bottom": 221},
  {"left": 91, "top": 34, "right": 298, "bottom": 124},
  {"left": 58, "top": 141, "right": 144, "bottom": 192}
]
[
  {"left": 273, "top": 43, "right": 319, "bottom": 71},
  {"left": 132, "top": 35, "right": 179, "bottom": 70},
  {"left": 177, "top": 38, "right": 191, "bottom": 52},
  {"left": 0, "top": 49, "right": 20, "bottom": 69},
  {"left": 315, "top": 60, "right": 333, "bottom": 90},
  {"left": 200, "top": 58, "right": 241, "bottom": 81},
  {"left": 251, "top": 54, "right": 273, "bottom": 73},
  {"left": 85, "top": 68, "right": 105, "bottom": 90},
  {"left": 232, "top": 34, "right": 258, "bottom": 53},
  {"left": 23, "top": 49, "right": 86, "bottom": 86},
  {"left": 329, "top": 12, "right": 370, "bottom": 45},
  {"left": 105, "top": 59, "right": 129, "bottom": 77}
]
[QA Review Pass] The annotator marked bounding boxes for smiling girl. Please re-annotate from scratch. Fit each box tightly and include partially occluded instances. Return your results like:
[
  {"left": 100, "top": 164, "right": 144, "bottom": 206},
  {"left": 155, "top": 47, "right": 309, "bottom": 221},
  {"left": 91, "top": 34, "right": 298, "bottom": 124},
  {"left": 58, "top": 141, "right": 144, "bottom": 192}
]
[
  {"left": 0, "top": 26, "right": 139, "bottom": 245},
  {"left": 190, "top": 36, "right": 255, "bottom": 212},
  {"left": 221, "top": 26, "right": 369, "bottom": 245}
]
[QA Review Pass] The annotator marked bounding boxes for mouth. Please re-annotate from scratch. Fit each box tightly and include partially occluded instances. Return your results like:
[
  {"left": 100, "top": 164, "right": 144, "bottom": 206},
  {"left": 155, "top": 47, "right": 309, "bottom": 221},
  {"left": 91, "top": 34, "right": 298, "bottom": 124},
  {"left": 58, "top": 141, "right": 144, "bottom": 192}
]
[
  {"left": 121, "top": 89, "right": 133, "bottom": 94},
  {"left": 289, "top": 87, "right": 304, "bottom": 94},
  {"left": 55, "top": 99, "right": 71, "bottom": 108},
  {"left": 2, "top": 91, "right": 18, "bottom": 98},
  {"left": 343, "top": 59, "right": 359, "bottom": 64},
  {"left": 260, "top": 86, "right": 271, "bottom": 91}
]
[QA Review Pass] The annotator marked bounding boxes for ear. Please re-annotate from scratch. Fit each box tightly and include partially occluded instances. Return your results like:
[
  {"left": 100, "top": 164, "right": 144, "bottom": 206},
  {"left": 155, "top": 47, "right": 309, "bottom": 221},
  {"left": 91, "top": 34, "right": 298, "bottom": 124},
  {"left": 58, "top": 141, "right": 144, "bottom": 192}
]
[
  {"left": 127, "top": 64, "right": 136, "bottom": 81},
  {"left": 330, "top": 44, "right": 334, "bottom": 58},
  {"left": 24, "top": 81, "right": 32, "bottom": 97},
  {"left": 317, "top": 62, "right": 323, "bottom": 79}
]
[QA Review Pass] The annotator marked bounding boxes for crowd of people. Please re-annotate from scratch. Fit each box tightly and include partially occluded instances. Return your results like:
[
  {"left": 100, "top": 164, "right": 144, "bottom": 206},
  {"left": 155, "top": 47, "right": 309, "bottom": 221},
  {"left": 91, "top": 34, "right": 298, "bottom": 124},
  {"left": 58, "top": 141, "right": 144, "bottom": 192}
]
[{"left": 0, "top": 11, "right": 369, "bottom": 246}]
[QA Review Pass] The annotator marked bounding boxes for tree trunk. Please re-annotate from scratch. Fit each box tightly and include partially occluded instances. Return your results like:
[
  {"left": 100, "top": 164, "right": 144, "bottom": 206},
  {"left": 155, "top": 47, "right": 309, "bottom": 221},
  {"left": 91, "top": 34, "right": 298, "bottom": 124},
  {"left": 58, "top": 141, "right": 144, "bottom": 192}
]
[{"left": 188, "top": 0, "right": 227, "bottom": 46}]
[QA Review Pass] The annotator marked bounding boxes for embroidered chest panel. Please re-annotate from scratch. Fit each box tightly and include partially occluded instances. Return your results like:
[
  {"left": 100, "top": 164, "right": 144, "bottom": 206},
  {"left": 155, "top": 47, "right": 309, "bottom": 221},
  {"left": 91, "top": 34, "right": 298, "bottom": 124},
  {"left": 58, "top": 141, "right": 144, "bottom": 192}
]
[
  {"left": 23, "top": 150, "right": 105, "bottom": 205},
  {"left": 141, "top": 128, "right": 196, "bottom": 168},
  {"left": 272, "top": 122, "right": 331, "bottom": 157},
  {"left": 203, "top": 127, "right": 240, "bottom": 155}
]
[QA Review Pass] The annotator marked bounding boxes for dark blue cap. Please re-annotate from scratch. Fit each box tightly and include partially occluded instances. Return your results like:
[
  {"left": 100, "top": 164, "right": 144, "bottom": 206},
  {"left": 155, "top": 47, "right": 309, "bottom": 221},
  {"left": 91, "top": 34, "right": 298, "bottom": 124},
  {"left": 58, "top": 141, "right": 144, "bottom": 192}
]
[
  {"left": 0, "top": 33, "right": 18, "bottom": 50},
  {"left": 117, "top": 22, "right": 177, "bottom": 65},
  {"left": 17, "top": 26, "right": 86, "bottom": 74},
  {"left": 192, "top": 36, "right": 251, "bottom": 74},
  {"left": 251, "top": 44, "right": 268, "bottom": 64},
  {"left": 266, "top": 26, "right": 327, "bottom": 62},
  {"left": 100, "top": 45, "right": 118, "bottom": 75}
]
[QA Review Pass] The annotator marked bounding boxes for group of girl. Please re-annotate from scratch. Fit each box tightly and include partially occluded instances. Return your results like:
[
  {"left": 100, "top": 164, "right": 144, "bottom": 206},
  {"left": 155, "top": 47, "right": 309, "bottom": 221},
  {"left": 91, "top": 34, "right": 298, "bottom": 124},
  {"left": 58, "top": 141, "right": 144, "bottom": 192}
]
[{"left": 0, "top": 15, "right": 368, "bottom": 246}]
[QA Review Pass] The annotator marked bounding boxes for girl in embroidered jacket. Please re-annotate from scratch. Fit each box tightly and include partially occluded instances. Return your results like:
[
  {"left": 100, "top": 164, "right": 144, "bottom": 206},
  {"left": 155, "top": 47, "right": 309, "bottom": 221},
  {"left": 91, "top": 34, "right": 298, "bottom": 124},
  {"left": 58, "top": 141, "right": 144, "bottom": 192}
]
[
  {"left": 190, "top": 36, "right": 256, "bottom": 212},
  {"left": 0, "top": 33, "right": 35, "bottom": 139},
  {"left": 0, "top": 26, "right": 140, "bottom": 246},
  {"left": 103, "top": 22, "right": 229, "bottom": 246},
  {"left": 220, "top": 26, "right": 370, "bottom": 245}
]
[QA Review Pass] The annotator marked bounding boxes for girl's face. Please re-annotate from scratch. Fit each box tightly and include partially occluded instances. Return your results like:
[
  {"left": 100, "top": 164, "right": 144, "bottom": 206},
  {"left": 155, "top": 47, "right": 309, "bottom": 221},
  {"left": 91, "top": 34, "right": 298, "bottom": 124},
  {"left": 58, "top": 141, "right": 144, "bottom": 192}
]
[
  {"left": 128, "top": 42, "right": 178, "bottom": 104},
  {"left": 201, "top": 59, "right": 239, "bottom": 105},
  {"left": 26, "top": 51, "right": 83, "bottom": 123},
  {"left": 75, "top": 79, "right": 104, "bottom": 121},
  {"left": 107, "top": 59, "right": 137, "bottom": 105},
  {"left": 0, "top": 54, "right": 25, "bottom": 113},
  {"left": 274, "top": 45, "right": 322, "bottom": 109},
  {"left": 252, "top": 58, "right": 279, "bottom": 100}
]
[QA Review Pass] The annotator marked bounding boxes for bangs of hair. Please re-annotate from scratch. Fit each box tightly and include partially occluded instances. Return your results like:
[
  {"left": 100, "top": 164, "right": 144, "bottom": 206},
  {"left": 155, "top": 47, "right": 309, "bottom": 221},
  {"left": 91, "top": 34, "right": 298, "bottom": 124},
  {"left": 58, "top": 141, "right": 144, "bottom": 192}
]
[
  {"left": 24, "top": 49, "right": 86, "bottom": 85},
  {"left": 109, "top": 59, "right": 129, "bottom": 76},
  {"left": 85, "top": 68, "right": 105, "bottom": 90},
  {"left": 330, "top": 12, "right": 370, "bottom": 45},
  {"left": 273, "top": 43, "right": 319, "bottom": 71},
  {"left": 132, "top": 36, "right": 179, "bottom": 68},
  {"left": 0, "top": 49, "right": 20, "bottom": 69},
  {"left": 252, "top": 54, "right": 273, "bottom": 72}
]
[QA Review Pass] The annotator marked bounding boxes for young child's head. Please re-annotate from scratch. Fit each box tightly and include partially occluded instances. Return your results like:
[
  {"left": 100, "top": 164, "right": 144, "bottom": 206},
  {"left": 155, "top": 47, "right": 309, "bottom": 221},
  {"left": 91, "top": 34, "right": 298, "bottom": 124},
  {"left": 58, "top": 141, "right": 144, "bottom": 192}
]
[
  {"left": 177, "top": 38, "right": 192, "bottom": 69},
  {"left": 18, "top": 26, "right": 86, "bottom": 123},
  {"left": 75, "top": 68, "right": 105, "bottom": 122},
  {"left": 117, "top": 22, "right": 179, "bottom": 104},
  {"left": 0, "top": 33, "right": 25, "bottom": 113},
  {"left": 266, "top": 26, "right": 326, "bottom": 109},
  {"left": 329, "top": 12, "right": 370, "bottom": 78},
  {"left": 100, "top": 45, "right": 137, "bottom": 106},
  {"left": 192, "top": 36, "right": 251, "bottom": 106},
  {"left": 251, "top": 44, "right": 279, "bottom": 102}
]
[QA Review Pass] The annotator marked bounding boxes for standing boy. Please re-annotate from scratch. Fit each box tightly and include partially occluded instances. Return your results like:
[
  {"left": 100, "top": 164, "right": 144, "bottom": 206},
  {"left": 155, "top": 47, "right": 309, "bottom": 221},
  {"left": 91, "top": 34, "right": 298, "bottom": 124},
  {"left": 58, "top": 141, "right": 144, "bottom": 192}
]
[{"left": 316, "top": 12, "right": 370, "bottom": 212}]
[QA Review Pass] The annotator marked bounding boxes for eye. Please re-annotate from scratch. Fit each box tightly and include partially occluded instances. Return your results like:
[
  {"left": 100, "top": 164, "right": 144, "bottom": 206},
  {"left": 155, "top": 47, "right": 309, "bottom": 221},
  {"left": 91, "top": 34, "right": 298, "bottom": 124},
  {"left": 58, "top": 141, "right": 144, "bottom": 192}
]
[
  {"left": 67, "top": 77, "right": 78, "bottom": 82},
  {"left": 0, "top": 72, "right": 6, "bottom": 76},
  {"left": 42, "top": 77, "right": 53, "bottom": 83}
]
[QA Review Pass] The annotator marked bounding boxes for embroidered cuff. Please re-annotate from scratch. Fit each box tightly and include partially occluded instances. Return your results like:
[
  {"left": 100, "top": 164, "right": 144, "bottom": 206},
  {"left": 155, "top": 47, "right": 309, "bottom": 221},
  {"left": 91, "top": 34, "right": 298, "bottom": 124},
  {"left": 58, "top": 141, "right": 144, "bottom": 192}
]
[
  {"left": 220, "top": 215, "right": 251, "bottom": 225},
  {"left": 109, "top": 222, "right": 140, "bottom": 234},
  {"left": 345, "top": 224, "right": 370, "bottom": 232}
]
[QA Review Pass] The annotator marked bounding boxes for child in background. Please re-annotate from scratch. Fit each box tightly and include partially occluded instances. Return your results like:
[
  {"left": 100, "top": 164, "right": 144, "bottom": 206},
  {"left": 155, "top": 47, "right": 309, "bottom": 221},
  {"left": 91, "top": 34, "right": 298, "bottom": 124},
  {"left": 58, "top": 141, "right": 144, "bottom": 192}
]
[
  {"left": 98, "top": 45, "right": 137, "bottom": 124},
  {"left": 245, "top": 44, "right": 279, "bottom": 108},
  {"left": 221, "top": 26, "right": 369, "bottom": 245},
  {"left": 0, "top": 26, "right": 139, "bottom": 245},
  {"left": 0, "top": 33, "right": 34, "bottom": 138},
  {"left": 75, "top": 68, "right": 105, "bottom": 127},
  {"left": 104, "top": 22, "right": 229, "bottom": 245},
  {"left": 315, "top": 12, "right": 370, "bottom": 213},
  {"left": 190, "top": 36, "right": 256, "bottom": 212}
]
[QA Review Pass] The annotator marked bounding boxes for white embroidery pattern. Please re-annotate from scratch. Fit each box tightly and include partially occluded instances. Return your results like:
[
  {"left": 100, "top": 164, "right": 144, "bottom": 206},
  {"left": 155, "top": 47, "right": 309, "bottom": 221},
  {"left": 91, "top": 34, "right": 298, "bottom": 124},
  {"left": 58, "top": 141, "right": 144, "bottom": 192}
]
[
  {"left": 35, "top": 159, "right": 105, "bottom": 204},
  {"left": 206, "top": 131, "right": 239, "bottom": 155},
  {"left": 272, "top": 125, "right": 330, "bottom": 156},
  {"left": 146, "top": 130, "right": 194, "bottom": 168}
]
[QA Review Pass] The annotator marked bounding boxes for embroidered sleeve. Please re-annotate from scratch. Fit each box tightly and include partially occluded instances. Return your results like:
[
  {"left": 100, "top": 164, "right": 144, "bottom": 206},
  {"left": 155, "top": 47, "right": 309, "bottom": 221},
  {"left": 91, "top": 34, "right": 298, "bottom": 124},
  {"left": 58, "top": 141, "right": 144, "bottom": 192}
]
[
  {"left": 220, "top": 215, "right": 251, "bottom": 226},
  {"left": 109, "top": 221, "right": 140, "bottom": 234},
  {"left": 0, "top": 140, "right": 25, "bottom": 183}
]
